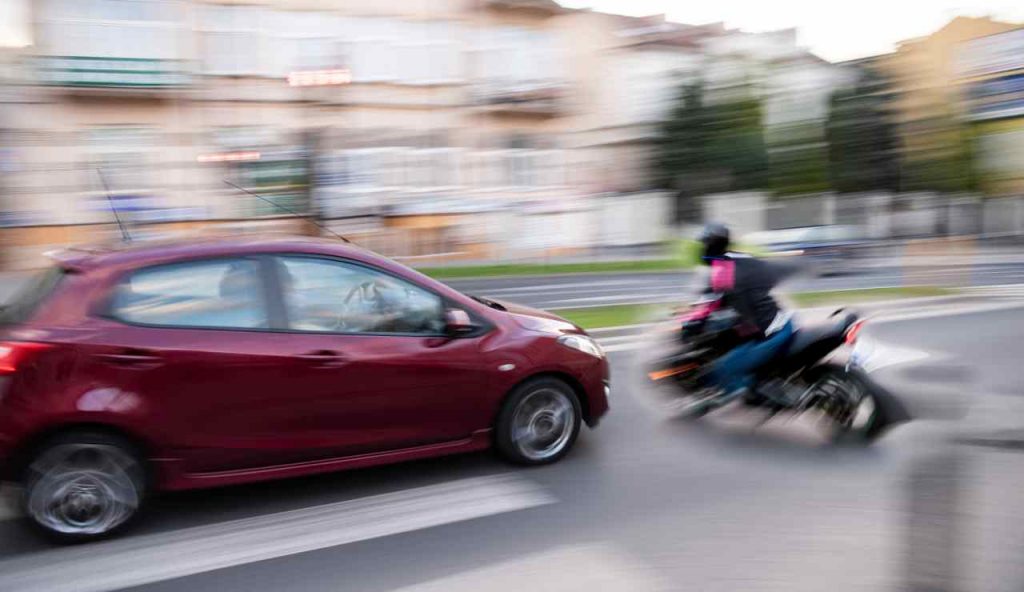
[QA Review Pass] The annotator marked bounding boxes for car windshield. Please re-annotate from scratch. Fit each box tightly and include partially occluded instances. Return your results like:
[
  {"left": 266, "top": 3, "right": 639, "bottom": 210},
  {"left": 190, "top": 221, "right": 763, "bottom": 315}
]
[{"left": 0, "top": 266, "right": 65, "bottom": 325}]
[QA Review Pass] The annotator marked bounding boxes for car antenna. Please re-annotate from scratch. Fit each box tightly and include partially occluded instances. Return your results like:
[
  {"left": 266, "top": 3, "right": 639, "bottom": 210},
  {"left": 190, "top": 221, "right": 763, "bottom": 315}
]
[
  {"left": 98, "top": 169, "right": 132, "bottom": 243},
  {"left": 224, "top": 180, "right": 352, "bottom": 244}
]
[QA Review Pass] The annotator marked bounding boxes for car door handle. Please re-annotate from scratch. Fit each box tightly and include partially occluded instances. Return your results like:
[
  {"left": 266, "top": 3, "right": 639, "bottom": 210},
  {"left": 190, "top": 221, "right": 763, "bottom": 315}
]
[
  {"left": 297, "top": 350, "right": 347, "bottom": 368},
  {"left": 95, "top": 350, "right": 163, "bottom": 369}
]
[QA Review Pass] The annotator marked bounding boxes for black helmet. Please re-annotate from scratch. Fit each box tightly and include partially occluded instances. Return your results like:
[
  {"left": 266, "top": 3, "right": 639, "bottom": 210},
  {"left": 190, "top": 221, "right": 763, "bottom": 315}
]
[{"left": 699, "top": 222, "right": 730, "bottom": 263}]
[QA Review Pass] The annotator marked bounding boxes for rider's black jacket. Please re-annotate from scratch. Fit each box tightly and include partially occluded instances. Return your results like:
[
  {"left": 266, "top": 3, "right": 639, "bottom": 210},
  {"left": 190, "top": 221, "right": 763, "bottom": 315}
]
[{"left": 706, "top": 254, "right": 799, "bottom": 339}]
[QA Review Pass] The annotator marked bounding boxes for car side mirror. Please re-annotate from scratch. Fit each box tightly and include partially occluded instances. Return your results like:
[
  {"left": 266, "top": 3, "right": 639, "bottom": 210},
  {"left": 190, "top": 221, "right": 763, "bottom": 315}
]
[{"left": 444, "top": 309, "right": 477, "bottom": 336}]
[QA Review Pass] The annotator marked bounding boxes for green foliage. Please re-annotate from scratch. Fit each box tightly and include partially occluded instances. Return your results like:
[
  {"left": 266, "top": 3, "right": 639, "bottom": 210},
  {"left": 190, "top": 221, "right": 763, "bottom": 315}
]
[
  {"left": 652, "top": 82, "right": 769, "bottom": 201},
  {"left": 825, "top": 65, "right": 900, "bottom": 193},
  {"left": 768, "top": 123, "right": 831, "bottom": 196},
  {"left": 899, "top": 120, "right": 979, "bottom": 193},
  {"left": 418, "top": 258, "right": 692, "bottom": 280}
]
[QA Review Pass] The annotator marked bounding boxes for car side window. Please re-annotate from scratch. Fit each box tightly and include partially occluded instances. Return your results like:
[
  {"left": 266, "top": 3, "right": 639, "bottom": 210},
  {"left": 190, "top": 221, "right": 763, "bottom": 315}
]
[
  {"left": 277, "top": 257, "right": 444, "bottom": 335},
  {"left": 110, "top": 259, "right": 269, "bottom": 330}
]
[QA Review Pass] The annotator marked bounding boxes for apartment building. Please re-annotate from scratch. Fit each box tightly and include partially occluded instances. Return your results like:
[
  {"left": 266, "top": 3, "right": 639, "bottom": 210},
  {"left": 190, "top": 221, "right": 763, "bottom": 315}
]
[
  {"left": 3, "top": 0, "right": 579, "bottom": 261},
  {"left": 957, "top": 26, "right": 1024, "bottom": 196},
  {"left": 564, "top": 12, "right": 711, "bottom": 196},
  {"left": 877, "top": 16, "right": 1018, "bottom": 192},
  {"left": 1, "top": 0, "right": 848, "bottom": 265}
]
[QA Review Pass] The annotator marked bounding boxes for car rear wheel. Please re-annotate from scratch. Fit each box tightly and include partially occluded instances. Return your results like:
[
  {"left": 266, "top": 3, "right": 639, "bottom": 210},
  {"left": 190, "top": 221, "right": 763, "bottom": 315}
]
[
  {"left": 22, "top": 431, "right": 145, "bottom": 542},
  {"left": 495, "top": 378, "right": 582, "bottom": 466}
]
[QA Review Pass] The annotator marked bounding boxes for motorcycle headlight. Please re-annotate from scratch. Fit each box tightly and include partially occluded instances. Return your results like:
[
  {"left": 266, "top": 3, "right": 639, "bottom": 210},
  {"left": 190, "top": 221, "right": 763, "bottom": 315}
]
[{"left": 557, "top": 334, "right": 605, "bottom": 358}]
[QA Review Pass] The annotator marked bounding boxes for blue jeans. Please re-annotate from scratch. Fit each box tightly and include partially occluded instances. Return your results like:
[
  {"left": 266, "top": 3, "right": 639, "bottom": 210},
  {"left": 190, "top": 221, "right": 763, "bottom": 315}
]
[{"left": 708, "top": 320, "right": 794, "bottom": 393}]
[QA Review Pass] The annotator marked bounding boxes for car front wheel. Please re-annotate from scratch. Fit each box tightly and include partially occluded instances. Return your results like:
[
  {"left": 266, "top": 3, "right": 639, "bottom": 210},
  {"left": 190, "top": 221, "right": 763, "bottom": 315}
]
[
  {"left": 496, "top": 377, "right": 582, "bottom": 465},
  {"left": 22, "top": 431, "right": 145, "bottom": 542}
]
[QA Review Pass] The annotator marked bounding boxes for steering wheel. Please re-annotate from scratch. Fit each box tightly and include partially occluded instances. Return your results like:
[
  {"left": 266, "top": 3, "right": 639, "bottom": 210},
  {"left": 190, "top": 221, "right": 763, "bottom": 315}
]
[{"left": 334, "top": 281, "right": 382, "bottom": 331}]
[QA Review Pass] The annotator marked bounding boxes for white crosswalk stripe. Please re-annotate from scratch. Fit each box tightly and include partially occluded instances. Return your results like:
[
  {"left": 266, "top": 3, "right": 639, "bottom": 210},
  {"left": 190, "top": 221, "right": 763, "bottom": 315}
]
[{"left": 0, "top": 475, "right": 555, "bottom": 592}]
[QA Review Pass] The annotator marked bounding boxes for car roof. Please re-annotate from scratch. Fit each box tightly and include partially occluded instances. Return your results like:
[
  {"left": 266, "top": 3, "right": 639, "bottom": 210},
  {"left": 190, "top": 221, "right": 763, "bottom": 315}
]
[{"left": 47, "top": 235, "right": 385, "bottom": 272}]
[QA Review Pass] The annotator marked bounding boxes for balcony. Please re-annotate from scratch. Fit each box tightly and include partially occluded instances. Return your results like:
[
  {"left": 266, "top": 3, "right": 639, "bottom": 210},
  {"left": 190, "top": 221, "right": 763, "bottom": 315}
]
[
  {"left": 472, "top": 81, "right": 568, "bottom": 117},
  {"left": 36, "top": 56, "right": 190, "bottom": 94}
]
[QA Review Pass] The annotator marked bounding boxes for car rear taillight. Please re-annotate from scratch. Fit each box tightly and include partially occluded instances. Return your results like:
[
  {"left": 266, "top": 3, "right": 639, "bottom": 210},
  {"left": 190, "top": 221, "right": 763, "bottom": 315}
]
[
  {"left": 844, "top": 320, "right": 865, "bottom": 345},
  {"left": 0, "top": 342, "right": 52, "bottom": 375}
]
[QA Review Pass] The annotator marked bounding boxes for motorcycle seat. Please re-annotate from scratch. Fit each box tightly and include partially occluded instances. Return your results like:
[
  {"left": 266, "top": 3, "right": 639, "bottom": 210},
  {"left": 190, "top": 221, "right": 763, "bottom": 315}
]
[{"left": 785, "top": 312, "right": 857, "bottom": 359}]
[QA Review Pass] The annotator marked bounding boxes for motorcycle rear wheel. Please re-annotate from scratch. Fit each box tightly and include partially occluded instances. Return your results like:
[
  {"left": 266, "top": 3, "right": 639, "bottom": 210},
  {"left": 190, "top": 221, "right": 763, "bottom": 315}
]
[{"left": 806, "top": 366, "right": 882, "bottom": 444}]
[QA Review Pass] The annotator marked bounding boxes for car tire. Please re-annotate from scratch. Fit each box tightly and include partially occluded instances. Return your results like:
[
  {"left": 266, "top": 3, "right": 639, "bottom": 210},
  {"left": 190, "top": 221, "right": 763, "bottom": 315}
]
[
  {"left": 22, "top": 430, "right": 146, "bottom": 543},
  {"left": 495, "top": 377, "right": 582, "bottom": 466}
]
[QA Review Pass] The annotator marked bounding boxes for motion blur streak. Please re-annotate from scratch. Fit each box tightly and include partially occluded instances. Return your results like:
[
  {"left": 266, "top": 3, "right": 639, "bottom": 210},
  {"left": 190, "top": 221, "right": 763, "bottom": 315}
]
[
  {"left": 1, "top": 0, "right": 1024, "bottom": 590},
  {"left": 0, "top": 475, "right": 555, "bottom": 592}
]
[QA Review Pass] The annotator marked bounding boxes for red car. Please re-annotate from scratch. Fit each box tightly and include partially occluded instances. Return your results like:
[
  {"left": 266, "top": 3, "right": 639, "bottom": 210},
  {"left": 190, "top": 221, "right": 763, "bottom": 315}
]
[{"left": 0, "top": 237, "right": 609, "bottom": 541}]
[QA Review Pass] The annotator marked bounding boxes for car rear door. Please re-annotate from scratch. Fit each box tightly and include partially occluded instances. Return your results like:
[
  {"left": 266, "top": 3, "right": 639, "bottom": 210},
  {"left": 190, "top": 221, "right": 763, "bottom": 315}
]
[
  {"left": 77, "top": 256, "right": 334, "bottom": 473},
  {"left": 263, "top": 255, "right": 497, "bottom": 457}
]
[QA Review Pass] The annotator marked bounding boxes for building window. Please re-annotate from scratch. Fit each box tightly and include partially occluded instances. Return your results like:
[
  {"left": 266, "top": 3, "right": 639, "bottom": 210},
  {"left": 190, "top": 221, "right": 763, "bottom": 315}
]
[
  {"left": 342, "top": 18, "right": 463, "bottom": 85},
  {"left": 477, "top": 27, "right": 561, "bottom": 85},
  {"left": 86, "top": 127, "right": 155, "bottom": 193},
  {"left": 41, "top": 0, "right": 177, "bottom": 60},
  {"left": 200, "top": 5, "right": 265, "bottom": 76},
  {"left": 210, "top": 127, "right": 306, "bottom": 217}
]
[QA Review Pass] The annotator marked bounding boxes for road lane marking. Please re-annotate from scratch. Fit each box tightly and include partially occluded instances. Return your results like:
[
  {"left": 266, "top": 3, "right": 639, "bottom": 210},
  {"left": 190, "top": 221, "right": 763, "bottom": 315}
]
[
  {"left": 0, "top": 475, "right": 556, "bottom": 592},
  {"left": 603, "top": 342, "right": 647, "bottom": 353},
  {"left": 391, "top": 544, "right": 665, "bottom": 592},
  {"left": 538, "top": 296, "right": 680, "bottom": 308},
  {"left": 588, "top": 323, "right": 658, "bottom": 335},
  {"left": 472, "top": 280, "right": 676, "bottom": 294}
]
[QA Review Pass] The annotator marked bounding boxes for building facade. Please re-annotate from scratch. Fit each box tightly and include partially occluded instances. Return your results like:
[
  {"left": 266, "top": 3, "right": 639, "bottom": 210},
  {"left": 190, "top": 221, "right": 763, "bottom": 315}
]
[
  {"left": 4, "top": 0, "right": 587, "bottom": 264},
  {"left": 958, "top": 26, "right": 1024, "bottom": 197},
  {"left": 1, "top": 0, "right": 851, "bottom": 267},
  {"left": 877, "top": 16, "right": 1019, "bottom": 193}
]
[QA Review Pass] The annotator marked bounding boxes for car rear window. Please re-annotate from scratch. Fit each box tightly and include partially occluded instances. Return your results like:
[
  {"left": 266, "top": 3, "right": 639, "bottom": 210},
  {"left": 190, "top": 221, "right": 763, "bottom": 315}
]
[
  {"left": 109, "top": 258, "right": 269, "bottom": 330},
  {"left": 0, "top": 266, "right": 65, "bottom": 325}
]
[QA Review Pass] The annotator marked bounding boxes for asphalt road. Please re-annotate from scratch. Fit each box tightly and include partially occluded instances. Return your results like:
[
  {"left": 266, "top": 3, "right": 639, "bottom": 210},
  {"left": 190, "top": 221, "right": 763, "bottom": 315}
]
[
  {"left": 445, "top": 263, "right": 1024, "bottom": 309},
  {"left": 0, "top": 301, "right": 1022, "bottom": 591}
]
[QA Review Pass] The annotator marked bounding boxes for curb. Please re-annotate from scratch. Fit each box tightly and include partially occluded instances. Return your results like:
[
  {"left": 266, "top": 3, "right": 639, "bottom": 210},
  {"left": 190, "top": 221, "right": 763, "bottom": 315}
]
[{"left": 586, "top": 293, "right": 1020, "bottom": 334}]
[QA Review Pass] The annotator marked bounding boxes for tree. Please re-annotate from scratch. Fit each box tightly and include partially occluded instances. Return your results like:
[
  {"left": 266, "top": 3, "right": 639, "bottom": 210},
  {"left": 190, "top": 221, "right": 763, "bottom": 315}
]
[
  {"left": 898, "top": 112, "right": 978, "bottom": 194},
  {"left": 652, "top": 83, "right": 708, "bottom": 193},
  {"left": 766, "top": 122, "right": 831, "bottom": 196},
  {"left": 652, "top": 82, "right": 768, "bottom": 219},
  {"left": 825, "top": 65, "right": 900, "bottom": 193}
]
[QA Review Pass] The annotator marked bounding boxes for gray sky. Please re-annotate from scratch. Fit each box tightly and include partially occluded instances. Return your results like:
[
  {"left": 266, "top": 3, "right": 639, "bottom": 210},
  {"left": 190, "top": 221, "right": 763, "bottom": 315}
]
[
  {"left": 559, "top": 0, "right": 1024, "bottom": 61},
  {"left": 2, "top": 0, "right": 1022, "bottom": 60},
  {"left": 0, "top": 0, "right": 29, "bottom": 47}
]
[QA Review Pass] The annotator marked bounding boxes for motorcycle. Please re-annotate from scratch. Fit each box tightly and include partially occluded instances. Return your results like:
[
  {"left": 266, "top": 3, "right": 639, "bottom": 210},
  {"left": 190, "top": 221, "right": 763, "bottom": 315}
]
[{"left": 647, "top": 294, "right": 909, "bottom": 442}]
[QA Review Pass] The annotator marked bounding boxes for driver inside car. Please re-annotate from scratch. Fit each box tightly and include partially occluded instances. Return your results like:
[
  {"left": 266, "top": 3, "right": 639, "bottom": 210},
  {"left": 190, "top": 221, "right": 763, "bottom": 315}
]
[{"left": 278, "top": 262, "right": 440, "bottom": 334}]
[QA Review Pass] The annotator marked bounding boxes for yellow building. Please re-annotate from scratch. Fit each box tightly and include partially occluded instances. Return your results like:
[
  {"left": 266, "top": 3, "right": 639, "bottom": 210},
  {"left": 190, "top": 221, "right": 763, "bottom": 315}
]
[
  {"left": 957, "top": 26, "right": 1024, "bottom": 196},
  {"left": 878, "top": 16, "right": 1019, "bottom": 191}
]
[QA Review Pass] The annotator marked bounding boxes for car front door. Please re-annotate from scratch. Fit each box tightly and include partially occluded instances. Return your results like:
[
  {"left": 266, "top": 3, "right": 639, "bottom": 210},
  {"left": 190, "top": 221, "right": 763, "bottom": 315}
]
[{"left": 266, "top": 255, "right": 496, "bottom": 457}]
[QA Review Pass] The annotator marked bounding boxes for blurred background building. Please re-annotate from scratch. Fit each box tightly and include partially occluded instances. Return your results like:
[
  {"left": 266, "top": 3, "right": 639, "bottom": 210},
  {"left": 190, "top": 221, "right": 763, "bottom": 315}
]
[
  {"left": 958, "top": 25, "right": 1024, "bottom": 198},
  {"left": 1, "top": 1, "right": 1023, "bottom": 269}
]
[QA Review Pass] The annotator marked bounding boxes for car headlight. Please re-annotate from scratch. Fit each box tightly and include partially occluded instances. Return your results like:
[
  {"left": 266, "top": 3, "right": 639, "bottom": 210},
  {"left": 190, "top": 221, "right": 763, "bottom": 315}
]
[{"left": 557, "top": 334, "right": 604, "bottom": 358}]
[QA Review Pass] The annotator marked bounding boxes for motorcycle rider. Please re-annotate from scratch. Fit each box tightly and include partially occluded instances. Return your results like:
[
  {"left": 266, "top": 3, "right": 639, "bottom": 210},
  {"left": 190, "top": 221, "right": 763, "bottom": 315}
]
[{"left": 697, "top": 223, "right": 798, "bottom": 405}]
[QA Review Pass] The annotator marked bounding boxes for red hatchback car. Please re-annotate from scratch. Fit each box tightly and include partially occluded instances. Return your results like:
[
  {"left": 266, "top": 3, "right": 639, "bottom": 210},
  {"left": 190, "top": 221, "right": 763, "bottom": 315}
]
[{"left": 0, "top": 237, "right": 609, "bottom": 541}]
